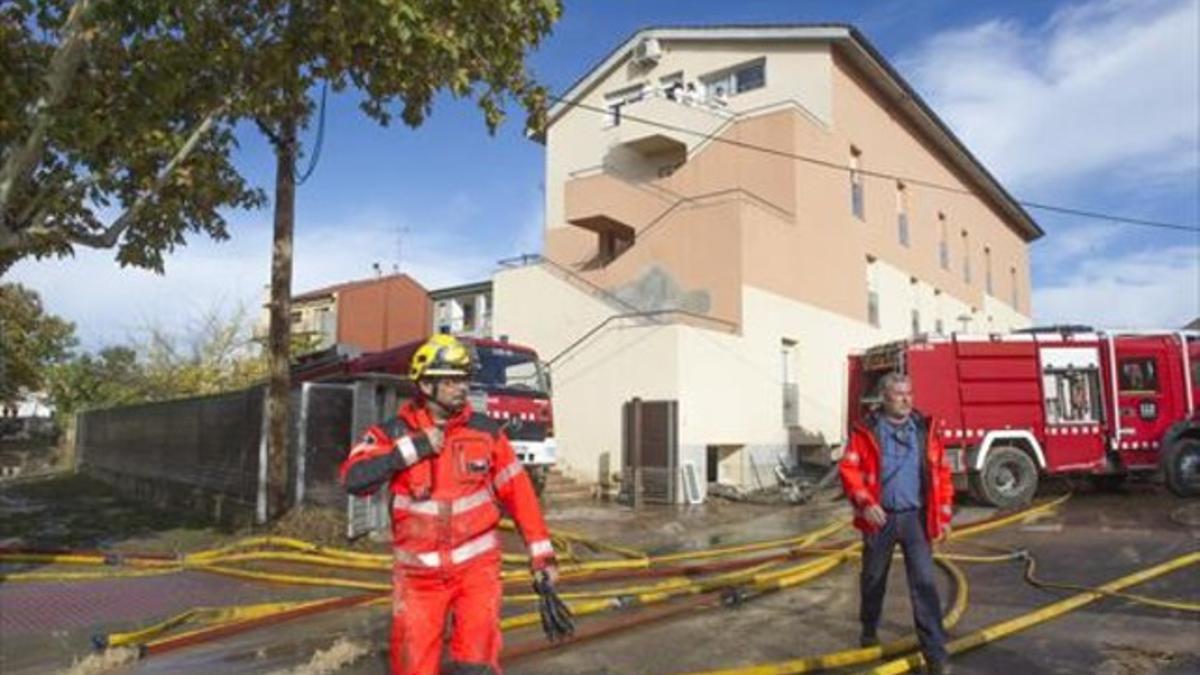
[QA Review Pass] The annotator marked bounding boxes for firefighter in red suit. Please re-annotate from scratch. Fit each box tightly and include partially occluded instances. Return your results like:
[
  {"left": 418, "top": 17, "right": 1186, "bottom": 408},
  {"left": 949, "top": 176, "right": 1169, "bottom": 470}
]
[{"left": 340, "top": 334, "right": 559, "bottom": 674}]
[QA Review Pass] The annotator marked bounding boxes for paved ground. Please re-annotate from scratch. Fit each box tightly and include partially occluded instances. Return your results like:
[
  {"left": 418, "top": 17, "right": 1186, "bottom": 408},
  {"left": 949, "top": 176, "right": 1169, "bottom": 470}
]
[{"left": 2, "top": 476, "right": 1197, "bottom": 674}]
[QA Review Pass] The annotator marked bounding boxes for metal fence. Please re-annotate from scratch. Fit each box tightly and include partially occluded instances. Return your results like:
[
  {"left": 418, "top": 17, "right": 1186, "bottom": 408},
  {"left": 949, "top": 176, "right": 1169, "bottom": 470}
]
[
  {"left": 78, "top": 387, "right": 265, "bottom": 512},
  {"left": 76, "top": 374, "right": 426, "bottom": 534}
]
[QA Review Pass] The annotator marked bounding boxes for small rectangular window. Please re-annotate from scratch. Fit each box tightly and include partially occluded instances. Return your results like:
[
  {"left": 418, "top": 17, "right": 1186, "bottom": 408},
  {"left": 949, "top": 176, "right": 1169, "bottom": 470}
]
[
  {"left": 938, "top": 213, "right": 949, "bottom": 270},
  {"left": 985, "top": 247, "right": 994, "bottom": 295},
  {"left": 462, "top": 301, "right": 476, "bottom": 331},
  {"left": 735, "top": 61, "right": 765, "bottom": 93},
  {"left": 961, "top": 230, "right": 971, "bottom": 284},
  {"left": 603, "top": 84, "right": 644, "bottom": 128},
  {"left": 935, "top": 318, "right": 945, "bottom": 334},
  {"left": 911, "top": 309, "right": 921, "bottom": 337},
  {"left": 850, "top": 147, "right": 864, "bottom": 221},
  {"left": 1010, "top": 267, "right": 1019, "bottom": 308},
  {"left": 866, "top": 256, "right": 879, "bottom": 327},
  {"left": 1119, "top": 358, "right": 1160, "bottom": 392}
]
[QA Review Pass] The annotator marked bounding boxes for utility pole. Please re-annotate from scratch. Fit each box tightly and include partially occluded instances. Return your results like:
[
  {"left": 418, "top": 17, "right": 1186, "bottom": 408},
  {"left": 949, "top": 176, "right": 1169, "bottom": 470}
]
[{"left": 265, "top": 112, "right": 297, "bottom": 520}]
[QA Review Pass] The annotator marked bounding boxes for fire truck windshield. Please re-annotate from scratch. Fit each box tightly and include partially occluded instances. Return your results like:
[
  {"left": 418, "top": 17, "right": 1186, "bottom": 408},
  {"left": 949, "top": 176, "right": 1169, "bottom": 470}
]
[{"left": 473, "top": 346, "right": 548, "bottom": 397}]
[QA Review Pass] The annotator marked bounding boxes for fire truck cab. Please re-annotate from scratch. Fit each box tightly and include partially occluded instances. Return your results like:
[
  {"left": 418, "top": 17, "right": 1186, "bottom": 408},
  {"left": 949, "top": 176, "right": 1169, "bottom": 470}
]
[{"left": 848, "top": 328, "right": 1200, "bottom": 508}]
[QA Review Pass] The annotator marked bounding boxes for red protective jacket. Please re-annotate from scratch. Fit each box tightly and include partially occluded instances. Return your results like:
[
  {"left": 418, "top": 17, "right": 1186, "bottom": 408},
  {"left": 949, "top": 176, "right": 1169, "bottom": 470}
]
[
  {"left": 838, "top": 412, "right": 954, "bottom": 541},
  {"left": 340, "top": 400, "right": 555, "bottom": 571}
]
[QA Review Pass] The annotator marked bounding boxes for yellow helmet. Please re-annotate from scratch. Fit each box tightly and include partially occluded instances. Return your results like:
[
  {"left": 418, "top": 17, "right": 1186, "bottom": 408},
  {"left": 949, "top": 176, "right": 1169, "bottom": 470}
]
[{"left": 410, "top": 334, "right": 474, "bottom": 381}]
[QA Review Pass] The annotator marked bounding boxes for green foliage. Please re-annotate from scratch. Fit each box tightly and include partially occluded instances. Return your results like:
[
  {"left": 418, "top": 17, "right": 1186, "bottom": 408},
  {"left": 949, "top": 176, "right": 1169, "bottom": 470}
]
[
  {"left": 0, "top": 0, "right": 266, "bottom": 273},
  {"left": 43, "top": 302, "right": 328, "bottom": 414},
  {"left": 44, "top": 345, "right": 141, "bottom": 417},
  {"left": 0, "top": 282, "right": 77, "bottom": 404},
  {"left": 0, "top": 0, "right": 563, "bottom": 273}
]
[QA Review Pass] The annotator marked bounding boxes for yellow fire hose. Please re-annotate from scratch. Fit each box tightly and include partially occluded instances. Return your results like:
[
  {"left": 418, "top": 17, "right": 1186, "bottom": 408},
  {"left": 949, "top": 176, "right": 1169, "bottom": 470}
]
[
  {"left": 678, "top": 495, "right": 1074, "bottom": 674},
  {"left": 683, "top": 557, "right": 970, "bottom": 675},
  {"left": 98, "top": 599, "right": 325, "bottom": 649},
  {"left": 867, "top": 551, "right": 1200, "bottom": 674}
]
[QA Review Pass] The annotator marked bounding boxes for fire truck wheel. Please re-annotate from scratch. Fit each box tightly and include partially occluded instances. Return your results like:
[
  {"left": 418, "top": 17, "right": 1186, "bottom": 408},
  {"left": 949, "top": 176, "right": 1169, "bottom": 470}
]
[
  {"left": 970, "top": 446, "right": 1038, "bottom": 509},
  {"left": 1163, "top": 438, "right": 1200, "bottom": 498}
]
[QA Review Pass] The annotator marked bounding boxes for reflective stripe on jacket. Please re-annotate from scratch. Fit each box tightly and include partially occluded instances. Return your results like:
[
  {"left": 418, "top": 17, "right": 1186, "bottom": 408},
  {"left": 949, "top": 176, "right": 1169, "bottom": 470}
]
[{"left": 340, "top": 400, "right": 554, "bottom": 570}]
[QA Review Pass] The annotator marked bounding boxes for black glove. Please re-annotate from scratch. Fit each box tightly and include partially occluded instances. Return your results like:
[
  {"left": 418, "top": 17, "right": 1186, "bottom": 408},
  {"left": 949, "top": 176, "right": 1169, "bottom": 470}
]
[{"left": 533, "top": 570, "right": 574, "bottom": 642}]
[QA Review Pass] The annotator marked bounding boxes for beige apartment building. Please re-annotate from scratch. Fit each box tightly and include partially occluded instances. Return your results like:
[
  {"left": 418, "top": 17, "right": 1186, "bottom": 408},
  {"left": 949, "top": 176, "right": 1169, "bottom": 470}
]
[{"left": 493, "top": 25, "right": 1042, "bottom": 500}]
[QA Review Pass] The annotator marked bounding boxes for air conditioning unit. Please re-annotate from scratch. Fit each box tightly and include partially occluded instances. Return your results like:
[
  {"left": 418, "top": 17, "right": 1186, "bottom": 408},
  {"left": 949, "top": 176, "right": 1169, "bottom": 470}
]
[{"left": 632, "top": 37, "right": 662, "bottom": 66}]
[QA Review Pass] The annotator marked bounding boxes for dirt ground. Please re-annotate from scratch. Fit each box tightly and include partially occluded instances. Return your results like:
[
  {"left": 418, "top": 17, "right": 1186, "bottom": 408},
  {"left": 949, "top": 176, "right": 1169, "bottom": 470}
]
[{"left": 2, "top": 474, "right": 1198, "bottom": 674}]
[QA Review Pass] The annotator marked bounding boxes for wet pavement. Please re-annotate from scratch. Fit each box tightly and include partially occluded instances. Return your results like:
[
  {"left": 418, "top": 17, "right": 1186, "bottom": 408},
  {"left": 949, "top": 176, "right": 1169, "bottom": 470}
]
[{"left": 2, "top": 477, "right": 1198, "bottom": 674}]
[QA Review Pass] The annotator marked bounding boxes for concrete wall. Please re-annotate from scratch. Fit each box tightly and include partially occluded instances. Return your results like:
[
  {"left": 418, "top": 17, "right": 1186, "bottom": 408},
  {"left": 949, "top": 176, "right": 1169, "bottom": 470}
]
[{"left": 495, "top": 263, "right": 685, "bottom": 485}]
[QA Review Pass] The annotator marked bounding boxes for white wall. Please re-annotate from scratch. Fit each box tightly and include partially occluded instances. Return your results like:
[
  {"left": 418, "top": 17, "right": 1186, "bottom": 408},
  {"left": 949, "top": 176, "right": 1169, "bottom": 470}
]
[{"left": 494, "top": 264, "right": 683, "bottom": 484}]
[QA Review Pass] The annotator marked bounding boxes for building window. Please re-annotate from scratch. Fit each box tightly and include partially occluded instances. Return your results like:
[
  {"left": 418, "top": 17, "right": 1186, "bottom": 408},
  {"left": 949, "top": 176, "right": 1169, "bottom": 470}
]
[
  {"left": 1010, "top": 266, "right": 1019, "bottom": 308},
  {"left": 896, "top": 183, "right": 909, "bottom": 246},
  {"left": 961, "top": 230, "right": 971, "bottom": 284},
  {"left": 603, "top": 84, "right": 644, "bottom": 128},
  {"left": 462, "top": 300, "right": 476, "bottom": 331},
  {"left": 1119, "top": 358, "right": 1160, "bottom": 392},
  {"left": 660, "top": 71, "right": 684, "bottom": 100},
  {"left": 935, "top": 318, "right": 945, "bottom": 334},
  {"left": 781, "top": 338, "right": 798, "bottom": 427},
  {"left": 938, "top": 213, "right": 949, "bottom": 270},
  {"left": 700, "top": 59, "right": 765, "bottom": 101},
  {"left": 911, "top": 309, "right": 921, "bottom": 337},
  {"left": 850, "top": 147, "right": 864, "bottom": 221},
  {"left": 735, "top": 61, "right": 766, "bottom": 93},
  {"left": 599, "top": 230, "right": 634, "bottom": 264},
  {"left": 985, "top": 247, "right": 993, "bottom": 295},
  {"left": 866, "top": 256, "right": 880, "bottom": 328}
]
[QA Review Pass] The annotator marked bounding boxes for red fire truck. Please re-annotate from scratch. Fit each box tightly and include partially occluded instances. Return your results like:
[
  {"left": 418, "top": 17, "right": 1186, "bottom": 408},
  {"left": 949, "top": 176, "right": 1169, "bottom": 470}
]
[
  {"left": 847, "top": 328, "right": 1200, "bottom": 508},
  {"left": 294, "top": 336, "right": 558, "bottom": 492}
]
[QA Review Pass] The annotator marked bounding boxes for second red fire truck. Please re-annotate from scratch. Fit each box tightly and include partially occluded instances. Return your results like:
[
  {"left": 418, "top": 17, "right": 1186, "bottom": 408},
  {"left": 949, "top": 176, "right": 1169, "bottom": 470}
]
[{"left": 848, "top": 327, "right": 1200, "bottom": 507}]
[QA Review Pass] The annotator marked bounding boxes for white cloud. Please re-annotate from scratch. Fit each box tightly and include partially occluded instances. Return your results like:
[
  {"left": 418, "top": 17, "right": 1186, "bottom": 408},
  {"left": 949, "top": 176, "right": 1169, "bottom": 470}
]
[
  {"left": 1033, "top": 244, "right": 1200, "bottom": 327},
  {"left": 6, "top": 204, "right": 539, "bottom": 349},
  {"left": 901, "top": 0, "right": 1200, "bottom": 330},
  {"left": 899, "top": 0, "right": 1199, "bottom": 192}
]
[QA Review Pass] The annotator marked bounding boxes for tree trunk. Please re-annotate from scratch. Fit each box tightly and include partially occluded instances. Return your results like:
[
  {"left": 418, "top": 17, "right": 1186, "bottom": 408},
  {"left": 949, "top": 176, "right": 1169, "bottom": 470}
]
[{"left": 266, "top": 117, "right": 297, "bottom": 520}]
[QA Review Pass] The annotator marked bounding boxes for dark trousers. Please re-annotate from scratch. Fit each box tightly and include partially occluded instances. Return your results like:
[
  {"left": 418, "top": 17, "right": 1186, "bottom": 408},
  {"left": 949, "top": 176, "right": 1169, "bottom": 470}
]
[{"left": 860, "top": 508, "right": 947, "bottom": 664}]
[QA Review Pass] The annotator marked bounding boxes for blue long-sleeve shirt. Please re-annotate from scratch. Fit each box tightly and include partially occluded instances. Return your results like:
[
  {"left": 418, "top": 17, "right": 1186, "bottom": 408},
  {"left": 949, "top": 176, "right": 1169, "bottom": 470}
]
[{"left": 876, "top": 416, "right": 923, "bottom": 511}]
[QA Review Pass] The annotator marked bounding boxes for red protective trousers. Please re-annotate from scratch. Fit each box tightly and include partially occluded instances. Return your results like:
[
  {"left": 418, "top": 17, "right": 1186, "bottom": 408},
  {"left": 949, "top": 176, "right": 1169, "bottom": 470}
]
[{"left": 390, "top": 551, "right": 504, "bottom": 675}]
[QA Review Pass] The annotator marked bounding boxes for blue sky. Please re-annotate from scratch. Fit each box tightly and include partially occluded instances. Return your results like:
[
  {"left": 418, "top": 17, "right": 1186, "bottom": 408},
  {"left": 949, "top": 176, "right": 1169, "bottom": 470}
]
[{"left": 9, "top": 0, "right": 1199, "bottom": 348}]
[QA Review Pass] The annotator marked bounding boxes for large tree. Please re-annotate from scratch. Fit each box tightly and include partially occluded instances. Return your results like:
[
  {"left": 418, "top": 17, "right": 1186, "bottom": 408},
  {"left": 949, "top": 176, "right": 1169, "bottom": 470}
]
[
  {"left": 3, "top": 0, "right": 562, "bottom": 517},
  {"left": 0, "top": 0, "right": 265, "bottom": 274},
  {"left": 238, "top": 0, "right": 561, "bottom": 518},
  {"left": 0, "top": 282, "right": 76, "bottom": 405}
]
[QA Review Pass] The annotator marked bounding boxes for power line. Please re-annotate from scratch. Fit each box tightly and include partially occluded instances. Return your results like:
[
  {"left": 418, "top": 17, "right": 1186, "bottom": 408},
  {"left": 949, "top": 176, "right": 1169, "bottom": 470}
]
[
  {"left": 295, "top": 81, "right": 328, "bottom": 185},
  {"left": 545, "top": 92, "right": 1200, "bottom": 234}
]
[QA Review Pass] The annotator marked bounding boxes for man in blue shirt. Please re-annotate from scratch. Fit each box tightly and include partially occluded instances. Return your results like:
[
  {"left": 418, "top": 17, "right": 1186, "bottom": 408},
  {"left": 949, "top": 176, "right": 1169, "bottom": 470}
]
[{"left": 850, "top": 372, "right": 951, "bottom": 674}]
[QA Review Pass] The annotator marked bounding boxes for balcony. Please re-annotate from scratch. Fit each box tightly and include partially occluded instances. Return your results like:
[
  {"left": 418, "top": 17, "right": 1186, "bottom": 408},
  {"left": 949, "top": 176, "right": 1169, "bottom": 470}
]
[{"left": 606, "top": 92, "right": 731, "bottom": 160}]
